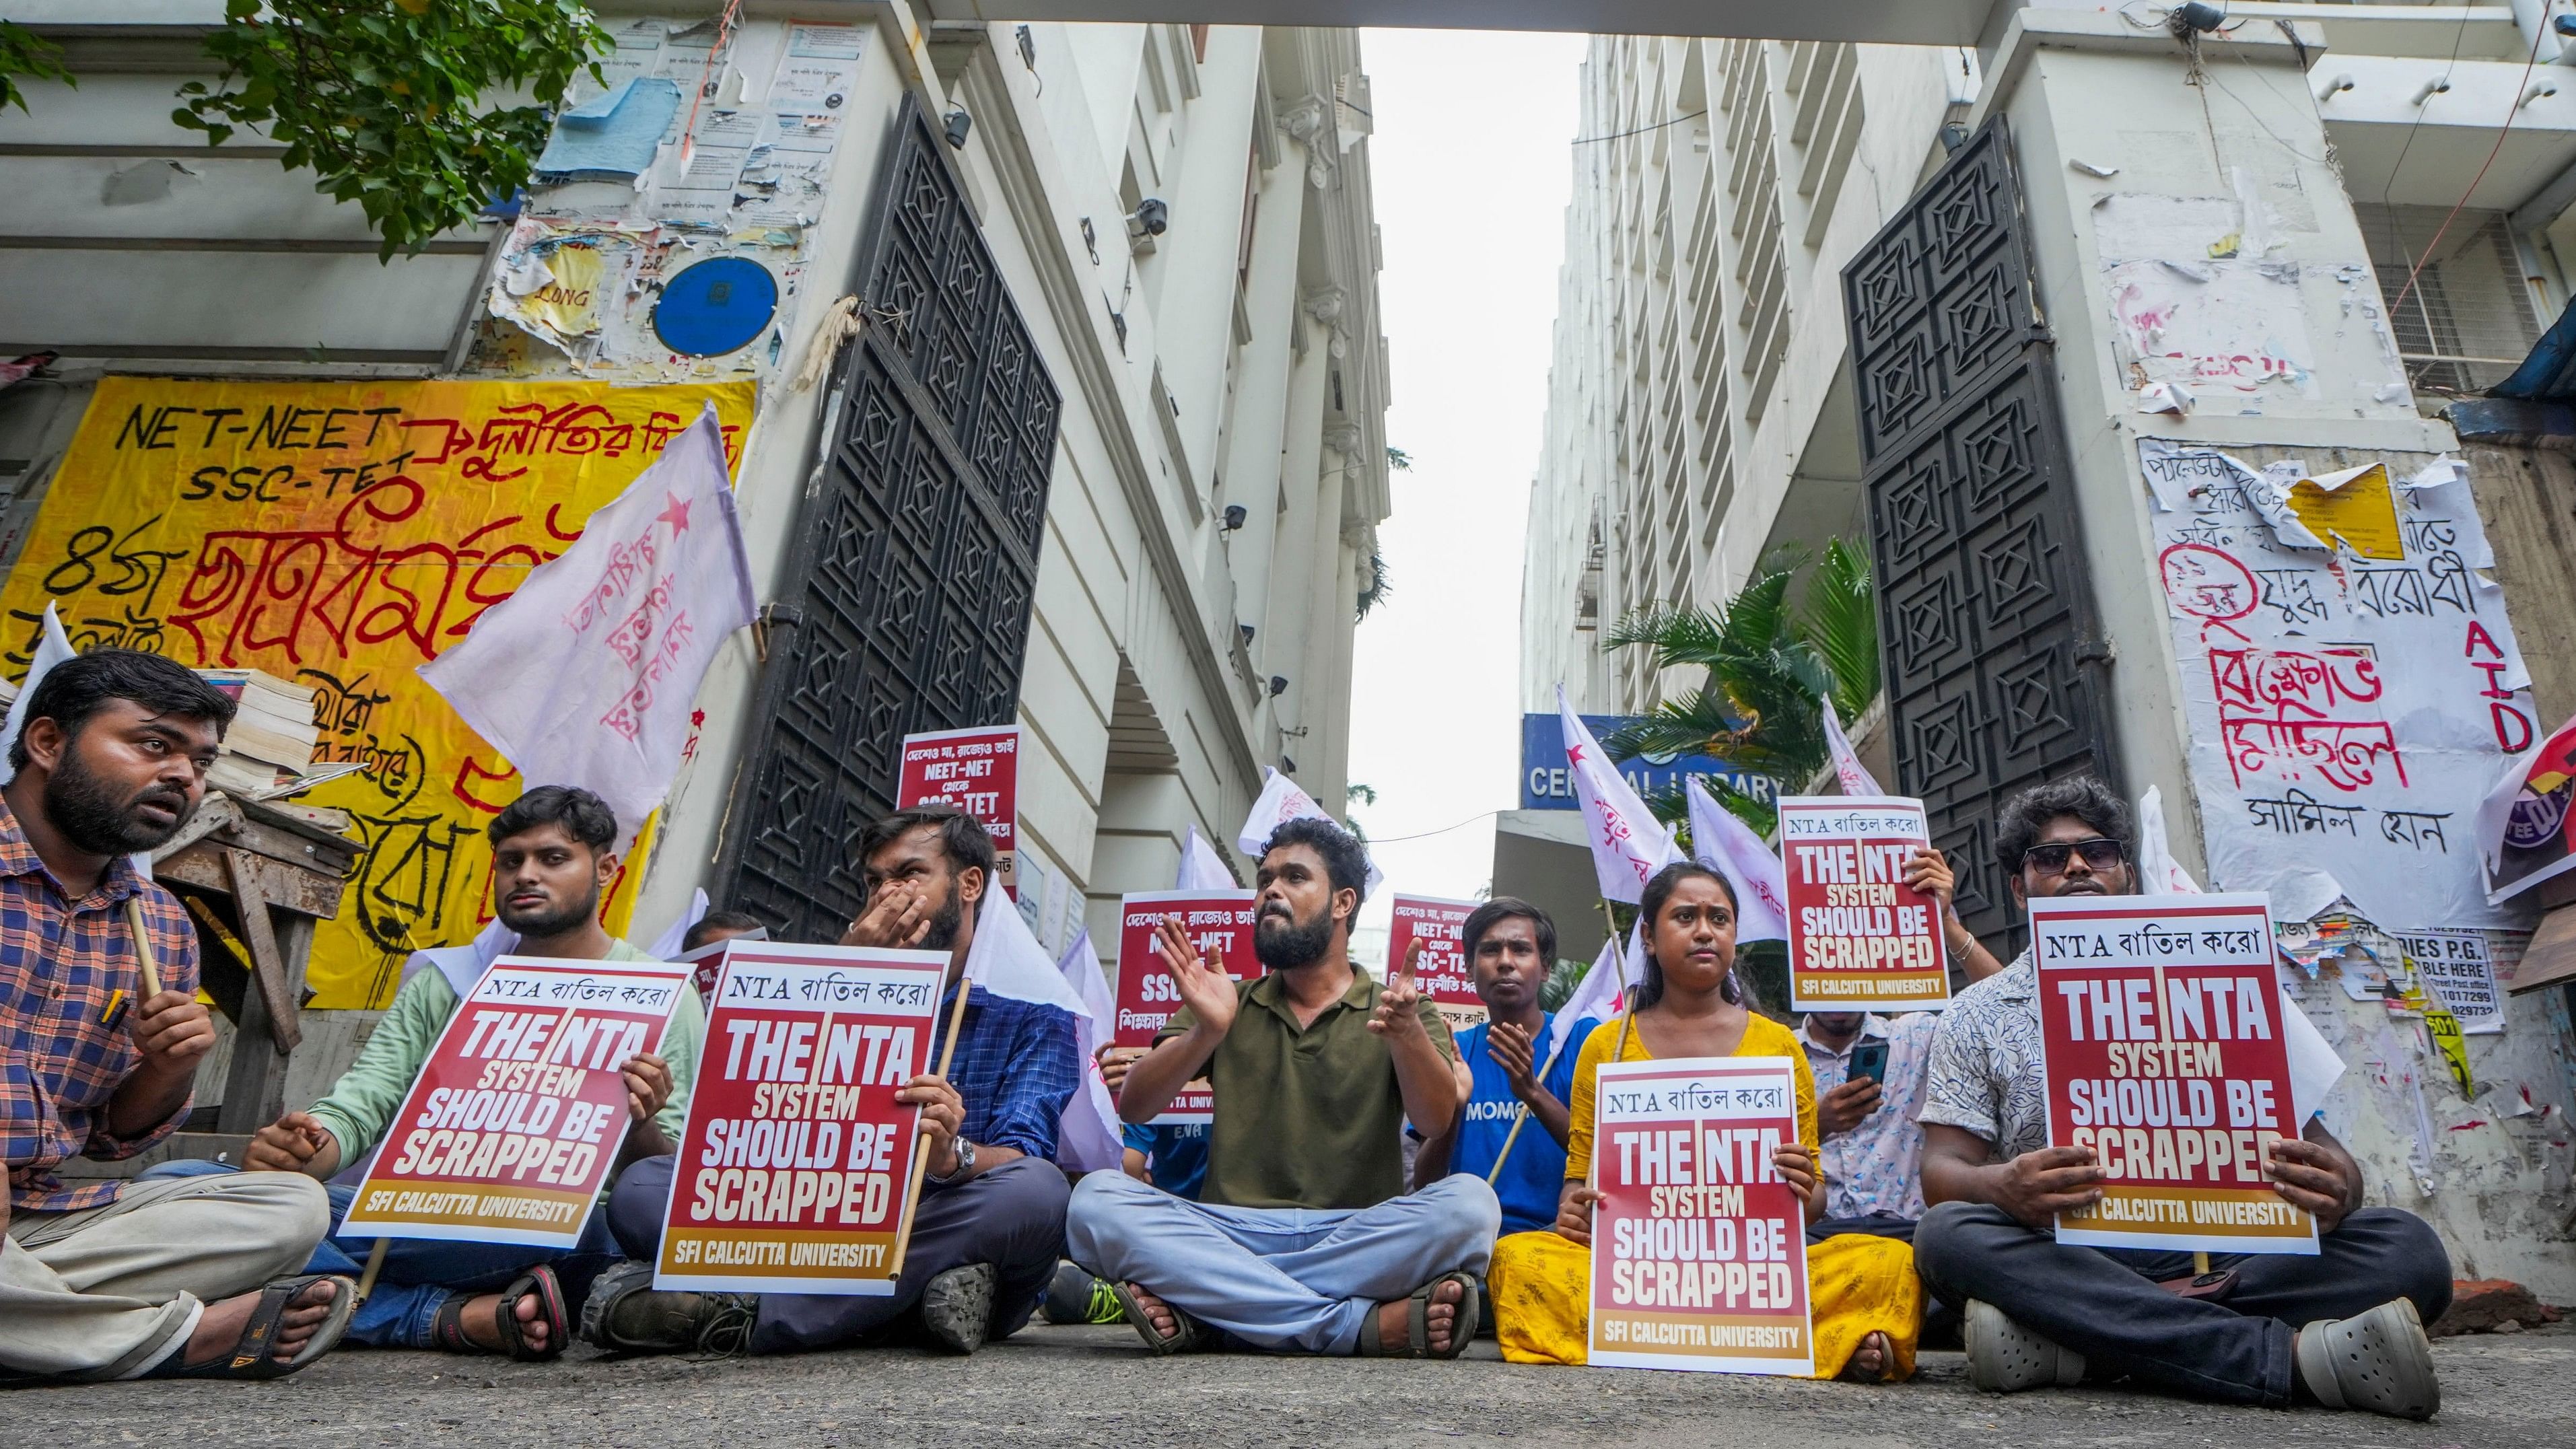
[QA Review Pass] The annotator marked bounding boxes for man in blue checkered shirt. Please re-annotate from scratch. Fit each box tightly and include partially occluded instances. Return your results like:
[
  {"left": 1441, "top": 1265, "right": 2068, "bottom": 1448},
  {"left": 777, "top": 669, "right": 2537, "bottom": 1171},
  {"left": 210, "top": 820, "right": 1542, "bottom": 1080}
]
[{"left": 592, "top": 806, "right": 1077, "bottom": 1357}]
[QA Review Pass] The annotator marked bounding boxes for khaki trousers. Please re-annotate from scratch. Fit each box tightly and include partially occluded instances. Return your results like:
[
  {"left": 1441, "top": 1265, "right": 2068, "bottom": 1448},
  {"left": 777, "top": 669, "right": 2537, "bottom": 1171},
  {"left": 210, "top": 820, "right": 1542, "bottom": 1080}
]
[{"left": 2, "top": 1172, "right": 330, "bottom": 1381}]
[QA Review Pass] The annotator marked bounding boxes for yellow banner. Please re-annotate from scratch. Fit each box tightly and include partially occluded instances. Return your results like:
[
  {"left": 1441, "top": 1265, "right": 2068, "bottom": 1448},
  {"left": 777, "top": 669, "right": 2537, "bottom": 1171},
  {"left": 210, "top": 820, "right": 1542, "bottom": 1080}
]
[{"left": 1, "top": 377, "right": 757, "bottom": 1008}]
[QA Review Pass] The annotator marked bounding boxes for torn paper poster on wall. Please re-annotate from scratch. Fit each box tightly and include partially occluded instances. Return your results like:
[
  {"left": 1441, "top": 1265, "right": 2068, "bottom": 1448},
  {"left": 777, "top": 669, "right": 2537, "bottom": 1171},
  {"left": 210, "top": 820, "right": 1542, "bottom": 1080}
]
[
  {"left": 2094, "top": 191, "right": 2408, "bottom": 409},
  {"left": 2140, "top": 436, "right": 2543, "bottom": 934},
  {"left": 467, "top": 16, "right": 865, "bottom": 388},
  {"left": 534, "top": 77, "right": 683, "bottom": 181}
]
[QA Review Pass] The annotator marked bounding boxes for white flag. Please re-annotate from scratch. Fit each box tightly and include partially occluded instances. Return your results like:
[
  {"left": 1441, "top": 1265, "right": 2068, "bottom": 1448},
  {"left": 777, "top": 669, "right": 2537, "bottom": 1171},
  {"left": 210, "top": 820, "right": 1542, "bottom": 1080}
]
[
  {"left": 1686, "top": 775, "right": 1790, "bottom": 943},
  {"left": 1545, "top": 926, "right": 1634, "bottom": 1061},
  {"left": 647, "top": 886, "right": 711, "bottom": 961},
  {"left": 1055, "top": 926, "right": 1116, "bottom": 1059},
  {"left": 1558, "top": 686, "right": 1677, "bottom": 904},
  {"left": 2135, "top": 785, "right": 2205, "bottom": 894},
  {"left": 1234, "top": 767, "right": 1383, "bottom": 892},
  {"left": 1821, "top": 697, "right": 1883, "bottom": 797},
  {"left": 418, "top": 407, "right": 754, "bottom": 839},
  {"left": 964, "top": 885, "right": 1121, "bottom": 1172},
  {"left": 1177, "top": 824, "right": 1237, "bottom": 890},
  {"left": 0, "top": 602, "right": 75, "bottom": 786}
]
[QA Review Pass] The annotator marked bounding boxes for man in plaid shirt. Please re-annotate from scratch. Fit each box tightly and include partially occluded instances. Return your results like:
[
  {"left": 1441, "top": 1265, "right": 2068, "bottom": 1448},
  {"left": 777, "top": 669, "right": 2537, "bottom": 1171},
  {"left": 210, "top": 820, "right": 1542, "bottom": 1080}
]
[{"left": 1, "top": 650, "right": 345, "bottom": 1380}]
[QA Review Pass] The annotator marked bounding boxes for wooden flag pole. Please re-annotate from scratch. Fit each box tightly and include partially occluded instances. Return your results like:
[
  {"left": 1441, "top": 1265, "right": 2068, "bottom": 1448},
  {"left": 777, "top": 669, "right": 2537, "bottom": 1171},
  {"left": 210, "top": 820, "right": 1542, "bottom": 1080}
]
[
  {"left": 883, "top": 973, "right": 977, "bottom": 1282},
  {"left": 123, "top": 896, "right": 162, "bottom": 998},
  {"left": 355, "top": 1238, "right": 391, "bottom": 1306},
  {"left": 1585, "top": 915, "right": 1638, "bottom": 1193}
]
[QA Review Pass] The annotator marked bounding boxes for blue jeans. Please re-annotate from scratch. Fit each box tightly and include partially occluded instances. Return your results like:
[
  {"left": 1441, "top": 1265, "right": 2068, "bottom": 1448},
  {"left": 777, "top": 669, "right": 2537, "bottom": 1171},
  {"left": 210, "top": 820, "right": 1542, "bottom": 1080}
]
[
  {"left": 141, "top": 1159, "right": 621, "bottom": 1348},
  {"left": 1064, "top": 1170, "right": 1499, "bottom": 1353}
]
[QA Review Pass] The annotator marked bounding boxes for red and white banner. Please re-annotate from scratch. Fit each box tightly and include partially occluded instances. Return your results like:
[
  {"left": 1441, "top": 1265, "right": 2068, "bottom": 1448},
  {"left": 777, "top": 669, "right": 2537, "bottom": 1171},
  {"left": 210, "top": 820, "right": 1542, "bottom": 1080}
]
[
  {"left": 654, "top": 942, "right": 950, "bottom": 1295},
  {"left": 1588, "top": 1056, "right": 1815, "bottom": 1376},
  {"left": 895, "top": 724, "right": 1021, "bottom": 898},
  {"left": 1389, "top": 893, "right": 1482, "bottom": 1034},
  {"left": 2033, "top": 893, "right": 2318, "bottom": 1254},
  {"left": 341, "top": 954, "right": 694, "bottom": 1248},
  {"left": 1113, "top": 889, "right": 1255, "bottom": 1125},
  {"left": 1778, "top": 796, "right": 1947, "bottom": 1014}
]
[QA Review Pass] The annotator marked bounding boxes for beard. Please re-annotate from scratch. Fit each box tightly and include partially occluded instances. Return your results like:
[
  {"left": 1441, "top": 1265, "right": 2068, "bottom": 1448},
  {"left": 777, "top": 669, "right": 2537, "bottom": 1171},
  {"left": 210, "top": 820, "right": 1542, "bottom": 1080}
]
[
  {"left": 1253, "top": 899, "right": 1334, "bottom": 970},
  {"left": 916, "top": 884, "right": 966, "bottom": 952},
  {"left": 45, "top": 746, "right": 195, "bottom": 855},
  {"left": 496, "top": 883, "right": 603, "bottom": 938}
]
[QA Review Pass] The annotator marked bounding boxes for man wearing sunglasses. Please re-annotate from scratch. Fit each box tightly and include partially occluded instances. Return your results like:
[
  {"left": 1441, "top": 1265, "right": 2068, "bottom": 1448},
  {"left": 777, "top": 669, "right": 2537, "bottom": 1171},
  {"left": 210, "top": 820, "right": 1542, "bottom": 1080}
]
[{"left": 1911, "top": 777, "right": 2452, "bottom": 1420}]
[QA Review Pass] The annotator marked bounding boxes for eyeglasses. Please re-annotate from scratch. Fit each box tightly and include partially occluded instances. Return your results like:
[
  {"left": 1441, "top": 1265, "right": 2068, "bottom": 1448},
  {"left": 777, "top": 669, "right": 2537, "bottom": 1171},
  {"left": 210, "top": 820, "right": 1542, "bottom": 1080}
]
[{"left": 2020, "top": 838, "right": 2126, "bottom": 876}]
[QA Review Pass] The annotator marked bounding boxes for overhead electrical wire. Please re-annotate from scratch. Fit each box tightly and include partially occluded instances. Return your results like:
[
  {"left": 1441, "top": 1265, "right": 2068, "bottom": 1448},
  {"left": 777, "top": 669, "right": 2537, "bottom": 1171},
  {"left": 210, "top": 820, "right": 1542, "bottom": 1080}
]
[{"left": 1572, "top": 109, "right": 1708, "bottom": 146}]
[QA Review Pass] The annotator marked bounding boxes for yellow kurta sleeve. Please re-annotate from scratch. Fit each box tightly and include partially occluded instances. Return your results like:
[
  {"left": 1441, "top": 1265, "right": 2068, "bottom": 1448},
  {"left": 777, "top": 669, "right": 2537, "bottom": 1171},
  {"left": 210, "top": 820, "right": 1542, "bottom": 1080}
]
[{"left": 1562, "top": 1018, "right": 1629, "bottom": 1182}]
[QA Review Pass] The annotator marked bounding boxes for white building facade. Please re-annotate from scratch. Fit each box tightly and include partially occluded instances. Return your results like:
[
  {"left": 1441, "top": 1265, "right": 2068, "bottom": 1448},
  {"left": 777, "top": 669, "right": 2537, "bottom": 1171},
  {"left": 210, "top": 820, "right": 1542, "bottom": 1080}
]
[
  {"left": 0, "top": 6, "right": 1385, "bottom": 1018},
  {"left": 1521, "top": 7, "right": 2576, "bottom": 1295}
]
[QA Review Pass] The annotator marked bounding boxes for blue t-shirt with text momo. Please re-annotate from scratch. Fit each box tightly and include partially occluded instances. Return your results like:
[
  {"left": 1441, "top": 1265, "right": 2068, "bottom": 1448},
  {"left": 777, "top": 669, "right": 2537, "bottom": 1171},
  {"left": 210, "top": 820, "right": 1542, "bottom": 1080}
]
[{"left": 1449, "top": 1013, "right": 1596, "bottom": 1235}]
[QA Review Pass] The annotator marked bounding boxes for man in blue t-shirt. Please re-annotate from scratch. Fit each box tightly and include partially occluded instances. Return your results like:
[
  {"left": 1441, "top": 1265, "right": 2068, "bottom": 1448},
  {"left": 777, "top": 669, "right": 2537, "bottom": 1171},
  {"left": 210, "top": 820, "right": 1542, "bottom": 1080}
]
[
  {"left": 1121, "top": 1120, "right": 1210, "bottom": 1201},
  {"left": 1413, "top": 898, "right": 1595, "bottom": 1237}
]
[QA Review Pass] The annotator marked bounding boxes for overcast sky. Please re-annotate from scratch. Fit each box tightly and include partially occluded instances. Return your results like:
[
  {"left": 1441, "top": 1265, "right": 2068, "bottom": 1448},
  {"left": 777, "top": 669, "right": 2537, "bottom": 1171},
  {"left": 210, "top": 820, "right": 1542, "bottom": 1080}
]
[{"left": 1344, "top": 28, "right": 1587, "bottom": 961}]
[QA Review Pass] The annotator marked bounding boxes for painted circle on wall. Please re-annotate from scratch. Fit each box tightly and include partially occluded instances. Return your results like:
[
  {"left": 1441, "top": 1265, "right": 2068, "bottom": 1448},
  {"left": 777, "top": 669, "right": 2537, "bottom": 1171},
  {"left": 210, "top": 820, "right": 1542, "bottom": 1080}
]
[{"left": 654, "top": 256, "right": 779, "bottom": 357}]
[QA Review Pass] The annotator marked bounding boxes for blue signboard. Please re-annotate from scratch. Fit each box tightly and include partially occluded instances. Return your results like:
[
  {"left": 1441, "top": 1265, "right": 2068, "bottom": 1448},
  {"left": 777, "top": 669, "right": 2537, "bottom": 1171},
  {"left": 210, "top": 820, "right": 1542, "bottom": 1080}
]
[{"left": 1520, "top": 713, "right": 1774, "bottom": 811}]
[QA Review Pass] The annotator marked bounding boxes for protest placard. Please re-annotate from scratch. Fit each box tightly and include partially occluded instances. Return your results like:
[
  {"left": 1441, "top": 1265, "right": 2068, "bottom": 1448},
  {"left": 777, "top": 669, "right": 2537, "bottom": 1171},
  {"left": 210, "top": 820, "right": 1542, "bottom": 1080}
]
[
  {"left": 1778, "top": 796, "right": 1947, "bottom": 1014},
  {"left": 1588, "top": 1056, "right": 1815, "bottom": 1375},
  {"left": 895, "top": 725, "right": 1020, "bottom": 897},
  {"left": 2033, "top": 893, "right": 2318, "bottom": 1254},
  {"left": 2394, "top": 928, "right": 2505, "bottom": 1034},
  {"left": 654, "top": 942, "right": 948, "bottom": 1295},
  {"left": 1113, "top": 889, "right": 1255, "bottom": 1124},
  {"left": 1389, "top": 893, "right": 1482, "bottom": 1033},
  {"left": 341, "top": 954, "right": 694, "bottom": 1248}
]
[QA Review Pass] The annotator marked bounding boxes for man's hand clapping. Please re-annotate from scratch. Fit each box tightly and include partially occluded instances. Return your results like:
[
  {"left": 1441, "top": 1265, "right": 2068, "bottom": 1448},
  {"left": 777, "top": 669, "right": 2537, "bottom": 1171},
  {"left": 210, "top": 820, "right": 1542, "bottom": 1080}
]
[{"left": 1156, "top": 916, "right": 1237, "bottom": 1035}]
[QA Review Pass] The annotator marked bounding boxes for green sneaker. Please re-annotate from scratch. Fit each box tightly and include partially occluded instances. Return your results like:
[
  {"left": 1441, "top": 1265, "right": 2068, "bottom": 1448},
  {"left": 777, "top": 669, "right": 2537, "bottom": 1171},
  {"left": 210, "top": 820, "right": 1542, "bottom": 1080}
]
[{"left": 1041, "top": 1261, "right": 1129, "bottom": 1325}]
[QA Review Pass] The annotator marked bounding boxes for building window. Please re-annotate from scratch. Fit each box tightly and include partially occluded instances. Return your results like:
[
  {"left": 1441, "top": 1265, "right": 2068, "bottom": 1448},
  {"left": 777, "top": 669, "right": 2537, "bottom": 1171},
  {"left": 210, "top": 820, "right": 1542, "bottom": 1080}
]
[{"left": 2353, "top": 202, "right": 2544, "bottom": 394}]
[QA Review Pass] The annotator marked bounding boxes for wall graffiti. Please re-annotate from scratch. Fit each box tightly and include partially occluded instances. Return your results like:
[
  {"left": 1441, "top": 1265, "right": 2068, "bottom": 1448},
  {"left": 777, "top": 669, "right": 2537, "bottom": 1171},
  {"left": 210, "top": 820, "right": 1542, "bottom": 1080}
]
[{"left": 0, "top": 377, "right": 754, "bottom": 1008}]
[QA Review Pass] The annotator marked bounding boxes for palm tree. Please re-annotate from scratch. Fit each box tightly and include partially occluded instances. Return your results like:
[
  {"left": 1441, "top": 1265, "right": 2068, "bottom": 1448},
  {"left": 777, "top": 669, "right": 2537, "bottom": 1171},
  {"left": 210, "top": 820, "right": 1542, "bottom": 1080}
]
[{"left": 1599, "top": 538, "right": 1880, "bottom": 835}]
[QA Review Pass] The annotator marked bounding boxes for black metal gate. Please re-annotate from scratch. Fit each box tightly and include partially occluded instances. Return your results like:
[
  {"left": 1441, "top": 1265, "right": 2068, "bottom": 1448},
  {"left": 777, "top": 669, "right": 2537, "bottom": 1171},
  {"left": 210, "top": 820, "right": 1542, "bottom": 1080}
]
[
  {"left": 712, "top": 99, "right": 1061, "bottom": 942},
  {"left": 1839, "top": 118, "right": 2117, "bottom": 952}
]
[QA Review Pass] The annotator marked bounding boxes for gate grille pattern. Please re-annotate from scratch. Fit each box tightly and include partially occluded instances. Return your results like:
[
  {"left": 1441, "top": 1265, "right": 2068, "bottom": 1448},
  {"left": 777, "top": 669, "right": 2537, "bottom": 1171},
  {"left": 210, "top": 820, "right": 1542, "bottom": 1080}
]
[
  {"left": 714, "top": 101, "right": 1060, "bottom": 943},
  {"left": 1839, "top": 119, "right": 2117, "bottom": 952}
]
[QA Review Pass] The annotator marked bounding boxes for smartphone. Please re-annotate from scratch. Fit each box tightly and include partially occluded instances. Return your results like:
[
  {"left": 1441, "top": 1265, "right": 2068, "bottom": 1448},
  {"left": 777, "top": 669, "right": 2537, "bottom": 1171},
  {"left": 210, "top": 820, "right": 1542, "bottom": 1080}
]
[{"left": 1847, "top": 1039, "right": 1890, "bottom": 1087}]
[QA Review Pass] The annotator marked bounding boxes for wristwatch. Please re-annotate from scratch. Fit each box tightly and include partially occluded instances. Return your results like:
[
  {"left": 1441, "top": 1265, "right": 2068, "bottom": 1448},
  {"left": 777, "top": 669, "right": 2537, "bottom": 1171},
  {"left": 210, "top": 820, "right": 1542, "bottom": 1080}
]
[{"left": 929, "top": 1137, "right": 977, "bottom": 1185}]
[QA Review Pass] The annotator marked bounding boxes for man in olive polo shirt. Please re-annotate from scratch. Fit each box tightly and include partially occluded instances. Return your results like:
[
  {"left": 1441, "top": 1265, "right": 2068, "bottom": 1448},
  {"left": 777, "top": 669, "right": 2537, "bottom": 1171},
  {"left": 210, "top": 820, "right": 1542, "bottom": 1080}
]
[{"left": 1066, "top": 818, "right": 1500, "bottom": 1357}]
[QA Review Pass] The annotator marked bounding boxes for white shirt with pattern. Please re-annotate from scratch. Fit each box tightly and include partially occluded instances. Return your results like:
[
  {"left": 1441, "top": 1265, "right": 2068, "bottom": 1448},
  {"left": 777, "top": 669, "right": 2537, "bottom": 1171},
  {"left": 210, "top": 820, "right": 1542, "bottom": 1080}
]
[{"left": 1797, "top": 1010, "right": 1937, "bottom": 1221}]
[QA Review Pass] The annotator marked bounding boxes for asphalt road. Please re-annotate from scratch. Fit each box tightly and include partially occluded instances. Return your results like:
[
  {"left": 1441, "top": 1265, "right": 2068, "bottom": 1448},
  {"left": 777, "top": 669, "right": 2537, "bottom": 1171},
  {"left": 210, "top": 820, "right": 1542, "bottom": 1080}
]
[{"left": 15, "top": 1320, "right": 2570, "bottom": 1446}]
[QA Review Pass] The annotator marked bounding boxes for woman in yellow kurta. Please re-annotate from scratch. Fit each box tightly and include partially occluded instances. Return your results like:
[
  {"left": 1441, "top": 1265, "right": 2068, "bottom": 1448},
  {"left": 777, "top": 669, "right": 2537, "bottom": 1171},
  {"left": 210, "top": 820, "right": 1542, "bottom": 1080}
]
[{"left": 1490, "top": 861, "right": 1923, "bottom": 1380}]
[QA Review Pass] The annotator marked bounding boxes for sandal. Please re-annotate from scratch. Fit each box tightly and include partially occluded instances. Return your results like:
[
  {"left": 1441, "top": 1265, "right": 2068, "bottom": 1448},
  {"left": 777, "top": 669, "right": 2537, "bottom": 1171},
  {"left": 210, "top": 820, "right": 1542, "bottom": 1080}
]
[
  {"left": 1357, "top": 1271, "right": 1479, "bottom": 1359},
  {"left": 149, "top": 1273, "right": 356, "bottom": 1380},
  {"left": 433, "top": 1264, "right": 567, "bottom": 1361},
  {"left": 1109, "top": 1280, "right": 1202, "bottom": 1355}
]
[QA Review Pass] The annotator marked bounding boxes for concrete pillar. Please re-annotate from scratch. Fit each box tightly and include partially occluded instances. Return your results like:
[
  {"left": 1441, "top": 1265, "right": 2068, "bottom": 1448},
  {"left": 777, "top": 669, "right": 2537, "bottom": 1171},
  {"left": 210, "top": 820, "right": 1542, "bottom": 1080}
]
[{"left": 1972, "top": 10, "right": 2460, "bottom": 874}]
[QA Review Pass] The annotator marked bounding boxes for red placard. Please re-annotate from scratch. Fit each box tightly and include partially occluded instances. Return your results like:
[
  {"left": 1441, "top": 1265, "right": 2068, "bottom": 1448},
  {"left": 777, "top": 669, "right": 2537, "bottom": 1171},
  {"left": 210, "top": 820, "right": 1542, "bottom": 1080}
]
[
  {"left": 1389, "top": 893, "right": 1483, "bottom": 1034},
  {"left": 341, "top": 954, "right": 693, "bottom": 1248},
  {"left": 654, "top": 942, "right": 950, "bottom": 1295},
  {"left": 895, "top": 725, "right": 1020, "bottom": 897},
  {"left": 1778, "top": 795, "right": 1947, "bottom": 1014},
  {"left": 1113, "top": 889, "right": 1255, "bottom": 1124},
  {"left": 1588, "top": 1056, "right": 1815, "bottom": 1375},
  {"left": 2033, "top": 893, "right": 2317, "bottom": 1254}
]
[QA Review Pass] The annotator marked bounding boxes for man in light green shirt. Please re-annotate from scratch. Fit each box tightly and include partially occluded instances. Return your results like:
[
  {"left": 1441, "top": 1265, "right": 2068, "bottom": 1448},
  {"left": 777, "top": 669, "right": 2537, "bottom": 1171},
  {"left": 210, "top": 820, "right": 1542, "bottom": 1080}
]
[{"left": 151, "top": 785, "right": 703, "bottom": 1360}]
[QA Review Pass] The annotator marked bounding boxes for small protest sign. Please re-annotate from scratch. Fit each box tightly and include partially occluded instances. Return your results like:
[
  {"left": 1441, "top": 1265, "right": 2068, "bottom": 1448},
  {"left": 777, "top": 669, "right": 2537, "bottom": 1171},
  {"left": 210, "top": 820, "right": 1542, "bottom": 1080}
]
[
  {"left": 1778, "top": 796, "right": 1947, "bottom": 1014},
  {"left": 2033, "top": 893, "right": 2318, "bottom": 1254},
  {"left": 1113, "top": 890, "right": 1255, "bottom": 1124},
  {"left": 1588, "top": 1057, "right": 1815, "bottom": 1375},
  {"left": 895, "top": 725, "right": 1020, "bottom": 897},
  {"left": 2394, "top": 929, "right": 2505, "bottom": 1034},
  {"left": 654, "top": 942, "right": 948, "bottom": 1296},
  {"left": 1389, "top": 893, "right": 1482, "bottom": 1034},
  {"left": 341, "top": 954, "right": 693, "bottom": 1248}
]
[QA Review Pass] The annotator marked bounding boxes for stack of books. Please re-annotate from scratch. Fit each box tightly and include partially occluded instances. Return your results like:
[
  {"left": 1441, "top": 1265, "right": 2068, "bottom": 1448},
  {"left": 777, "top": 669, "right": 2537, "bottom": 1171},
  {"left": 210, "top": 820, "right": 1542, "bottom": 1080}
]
[{"left": 195, "top": 668, "right": 320, "bottom": 797}]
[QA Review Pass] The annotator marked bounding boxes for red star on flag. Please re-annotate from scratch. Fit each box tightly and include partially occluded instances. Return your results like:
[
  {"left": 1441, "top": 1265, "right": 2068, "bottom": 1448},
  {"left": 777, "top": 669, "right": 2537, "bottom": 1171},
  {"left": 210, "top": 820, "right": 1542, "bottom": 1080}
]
[
  {"left": 657, "top": 492, "right": 693, "bottom": 534},
  {"left": 1567, "top": 742, "right": 1589, "bottom": 767}
]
